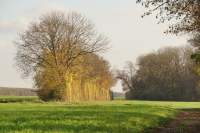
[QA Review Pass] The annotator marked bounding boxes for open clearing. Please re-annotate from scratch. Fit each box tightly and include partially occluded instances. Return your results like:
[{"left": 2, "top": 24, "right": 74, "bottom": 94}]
[{"left": 0, "top": 97, "right": 200, "bottom": 133}]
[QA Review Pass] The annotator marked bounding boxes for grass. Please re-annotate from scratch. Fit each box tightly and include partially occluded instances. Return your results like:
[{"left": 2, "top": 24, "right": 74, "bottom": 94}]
[
  {"left": 0, "top": 96, "right": 39, "bottom": 103},
  {"left": 0, "top": 97, "right": 200, "bottom": 133}
]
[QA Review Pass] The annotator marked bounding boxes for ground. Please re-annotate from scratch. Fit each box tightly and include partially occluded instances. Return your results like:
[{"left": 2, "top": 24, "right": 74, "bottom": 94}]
[
  {"left": 0, "top": 96, "right": 200, "bottom": 133},
  {"left": 152, "top": 109, "right": 200, "bottom": 133}
]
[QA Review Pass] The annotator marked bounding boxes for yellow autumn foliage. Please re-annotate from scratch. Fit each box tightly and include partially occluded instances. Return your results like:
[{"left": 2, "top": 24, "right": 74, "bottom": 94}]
[{"left": 35, "top": 53, "right": 115, "bottom": 101}]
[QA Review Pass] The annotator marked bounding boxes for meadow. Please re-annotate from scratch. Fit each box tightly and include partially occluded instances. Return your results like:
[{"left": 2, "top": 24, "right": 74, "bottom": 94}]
[
  {"left": 0, "top": 96, "right": 38, "bottom": 103},
  {"left": 0, "top": 96, "right": 200, "bottom": 133}
]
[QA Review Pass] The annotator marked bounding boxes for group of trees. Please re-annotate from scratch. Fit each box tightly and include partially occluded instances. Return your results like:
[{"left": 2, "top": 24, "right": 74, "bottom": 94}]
[
  {"left": 35, "top": 53, "right": 115, "bottom": 101},
  {"left": 118, "top": 46, "right": 200, "bottom": 101},
  {"left": 16, "top": 12, "right": 115, "bottom": 101},
  {"left": 136, "top": 0, "right": 200, "bottom": 59},
  {"left": 0, "top": 87, "right": 36, "bottom": 96},
  {"left": 15, "top": 0, "right": 200, "bottom": 102},
  {"left": 122, "top": 0, "right": 200, "bottom": 101}
]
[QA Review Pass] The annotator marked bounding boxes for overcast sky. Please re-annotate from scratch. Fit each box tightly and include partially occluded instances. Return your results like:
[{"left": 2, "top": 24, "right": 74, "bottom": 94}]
[{"left": 0, "top": 0, "right": 188, "bottom": 89}]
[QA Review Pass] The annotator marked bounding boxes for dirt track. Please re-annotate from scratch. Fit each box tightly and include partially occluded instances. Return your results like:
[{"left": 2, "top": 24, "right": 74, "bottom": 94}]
[{"left": 152, "top": 109, "right": 200, "bottom": 133}]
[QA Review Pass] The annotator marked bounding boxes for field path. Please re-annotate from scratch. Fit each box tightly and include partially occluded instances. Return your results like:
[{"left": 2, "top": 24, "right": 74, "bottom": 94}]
[{"left": 152, "top": 109, "right": 200, "bottom": 133}]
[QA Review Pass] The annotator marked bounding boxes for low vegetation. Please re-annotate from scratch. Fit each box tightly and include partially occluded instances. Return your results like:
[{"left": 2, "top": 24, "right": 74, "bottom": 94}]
[
  {"left": 1, "top": 96, "right": 200, "bottom": 133},
  {"left": 0, "top": 96, "right": 39, "bottom": 103}
]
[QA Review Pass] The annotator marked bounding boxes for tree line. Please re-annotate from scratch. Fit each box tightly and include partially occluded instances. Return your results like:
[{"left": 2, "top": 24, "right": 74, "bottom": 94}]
[
  {"left": 120, "top": 0, "right": 200, "bottom": 101},
  {"left": 118, "top": 46, "right": 200, "bottom": 101},
  {"left": 15, "top": 1, "right": 200, "bottom": 102},
  {"left": 0, "top": 87, "right": 36, "bottom": 96}
]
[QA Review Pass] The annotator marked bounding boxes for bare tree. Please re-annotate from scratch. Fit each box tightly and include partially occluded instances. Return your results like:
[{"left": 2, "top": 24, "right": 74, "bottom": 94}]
[
  {"left": 16, "top": 11, "right": 108, "bottom": 78},
  {"left": 116, "top": 61, "right": 136, "bottom": 92},
  {"left": 16, "top": 11, "right": 108, "bottom": 76}
]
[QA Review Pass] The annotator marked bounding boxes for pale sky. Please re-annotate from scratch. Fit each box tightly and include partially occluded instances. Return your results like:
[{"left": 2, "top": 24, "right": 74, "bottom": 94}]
[{"left": 0, "top": 0, "right": 188, "bottom": 89}]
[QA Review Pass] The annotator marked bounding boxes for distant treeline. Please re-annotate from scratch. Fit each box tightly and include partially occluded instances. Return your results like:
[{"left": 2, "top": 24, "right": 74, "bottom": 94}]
[
  {"left": 118, "top": 46, "right": 200, "bottom": 101},
  {"left": 112, "top": 92, "right": 125, "bottom": 100},
  {"left": 0, "top": 87, "right": 36, "bottom": 96}
]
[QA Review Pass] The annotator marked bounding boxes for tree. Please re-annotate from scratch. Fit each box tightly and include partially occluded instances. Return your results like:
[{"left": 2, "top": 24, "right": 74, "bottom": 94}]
[
  {"left": 120, "top": 46, "right": 200, "bottom": 101},
  {"left": 35, "top": 53, "right": 115, "bottom": 101},
  {"left": 136, "top": 0, "right": 200, "bottom": 34},
  {"left": 15, "top": 11, "right": 112, "bottom": 101},
  {"left": 189, "top": 33, "right": 200, "bottom": 63},
  {"left": 137, "top": 0, "right": 200, "bottom": 87},
  {"left": 116, "top": 61, "right": 136, "bottom": 92}
]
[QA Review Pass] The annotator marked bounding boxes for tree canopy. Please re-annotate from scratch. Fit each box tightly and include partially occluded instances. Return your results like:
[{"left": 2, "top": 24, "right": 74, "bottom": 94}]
[
  {"left": 15, "top": 11, "right": 114, "bottom": 101},
  {"left": 119, "top": 46, "right": 200, "bottom": 101}
]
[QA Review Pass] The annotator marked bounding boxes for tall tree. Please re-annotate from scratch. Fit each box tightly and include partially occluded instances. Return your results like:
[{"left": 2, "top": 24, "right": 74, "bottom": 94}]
[{"left": 15, "top": 11, "right": 111, "bottom": 101}]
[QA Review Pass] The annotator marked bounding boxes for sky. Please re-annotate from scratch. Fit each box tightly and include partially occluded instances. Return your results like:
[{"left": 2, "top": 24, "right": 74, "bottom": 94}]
[{"left": 0, "top": 0, "right": 188, "bottom": 90}]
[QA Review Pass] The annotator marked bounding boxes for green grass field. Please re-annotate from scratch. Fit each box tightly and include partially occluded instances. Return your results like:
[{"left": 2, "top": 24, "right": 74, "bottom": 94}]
[
  {"left": 0, "top": 96, "right": 199, "bottom": 133},
  {"left": 0, "top": 96, "right": 39, "bottom": 103}
]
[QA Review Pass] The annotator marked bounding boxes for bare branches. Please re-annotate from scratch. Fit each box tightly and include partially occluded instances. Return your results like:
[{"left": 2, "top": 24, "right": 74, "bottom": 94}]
[
  {"left": 15, "top": 11, "right": 109, "bottom": 77},
  {"left": 137, "top": 0, "right": 200, "bottom": 34},
  {"left": 116, "top": 62, "right": 136, "bottom": 91},
  {"left": 122, "top": 46, "right": 199, "bottom": 100}
]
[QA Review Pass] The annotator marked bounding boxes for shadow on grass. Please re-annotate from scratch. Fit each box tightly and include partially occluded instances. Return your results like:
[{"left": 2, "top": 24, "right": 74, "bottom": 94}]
[
  {"left": 149, "top": 108, "right": 200, "bottom": 133},
  {"left": 0, "top": 105, "right": 174, "bottom": 133}
]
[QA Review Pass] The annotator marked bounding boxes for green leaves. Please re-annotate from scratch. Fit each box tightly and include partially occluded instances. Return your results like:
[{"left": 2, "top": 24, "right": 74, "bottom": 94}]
[{"left": 191, "top": 52, "right": 200, "bottom": 63}]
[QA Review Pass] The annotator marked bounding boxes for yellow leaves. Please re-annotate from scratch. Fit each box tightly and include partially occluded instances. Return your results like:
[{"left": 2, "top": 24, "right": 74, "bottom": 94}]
[
  {"left": 196, "top": 67, "right": 200, "bottom": 75},
  {"left": 35, "top": 51, "right": 114, "bottom": 101},
  {"left": 64, "top": 70, "right": 111, "bottom": 101}
]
